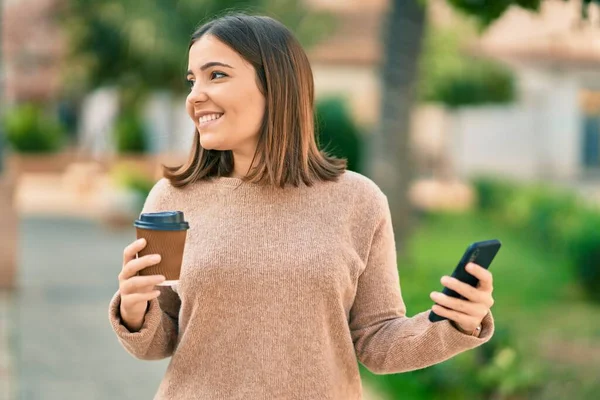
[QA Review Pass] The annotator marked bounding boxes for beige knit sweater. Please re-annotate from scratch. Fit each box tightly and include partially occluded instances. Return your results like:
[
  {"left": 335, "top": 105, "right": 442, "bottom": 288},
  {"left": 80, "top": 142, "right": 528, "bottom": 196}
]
[{"left": 108, "top": 171, "right": 494, "bottom": 399}]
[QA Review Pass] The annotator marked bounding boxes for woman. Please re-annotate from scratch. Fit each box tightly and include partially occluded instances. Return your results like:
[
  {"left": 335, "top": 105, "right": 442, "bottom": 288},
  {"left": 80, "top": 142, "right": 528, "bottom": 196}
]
[{"left": 109, "top": 13, "right": 495, "bottom": 399}]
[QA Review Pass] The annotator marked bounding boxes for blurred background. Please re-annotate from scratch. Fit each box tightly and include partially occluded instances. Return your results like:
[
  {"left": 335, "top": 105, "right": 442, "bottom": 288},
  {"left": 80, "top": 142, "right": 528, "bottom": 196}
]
[{"left": 1, "top": 0, "right": 600, "bottom": 399}]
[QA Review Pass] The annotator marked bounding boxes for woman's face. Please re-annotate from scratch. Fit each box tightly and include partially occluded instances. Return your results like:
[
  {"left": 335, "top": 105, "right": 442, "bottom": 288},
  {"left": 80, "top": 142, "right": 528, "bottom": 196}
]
[{"left": 186, "top": 35, "right": 266, "bottom": 156}]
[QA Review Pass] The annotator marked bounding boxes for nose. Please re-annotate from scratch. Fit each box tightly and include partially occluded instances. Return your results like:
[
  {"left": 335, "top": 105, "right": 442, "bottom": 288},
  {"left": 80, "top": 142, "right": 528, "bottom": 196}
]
[{"left": 187, "top": 83, "right": 209, "bottom": 103}]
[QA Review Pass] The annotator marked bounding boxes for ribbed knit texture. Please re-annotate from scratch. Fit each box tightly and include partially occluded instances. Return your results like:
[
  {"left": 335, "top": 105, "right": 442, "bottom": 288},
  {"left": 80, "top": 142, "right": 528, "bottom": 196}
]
[
  {"left": 135, "top": 228, "right": 188, "bottom": 280},
  {"left": 108, "top": 171, "right": 495, "bottom": 399}
]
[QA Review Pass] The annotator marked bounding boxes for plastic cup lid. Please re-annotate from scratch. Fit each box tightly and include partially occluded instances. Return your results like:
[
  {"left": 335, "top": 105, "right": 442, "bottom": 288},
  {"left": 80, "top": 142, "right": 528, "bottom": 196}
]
[{"left": 133, "top": 211, "right": 190, "bottom": 231}]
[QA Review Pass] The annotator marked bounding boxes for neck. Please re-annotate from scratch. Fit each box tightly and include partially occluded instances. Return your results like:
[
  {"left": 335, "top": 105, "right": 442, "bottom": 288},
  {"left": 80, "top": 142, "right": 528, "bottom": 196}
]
[{"left": 231, "top": 150, "right": 258, "bottom": 179}]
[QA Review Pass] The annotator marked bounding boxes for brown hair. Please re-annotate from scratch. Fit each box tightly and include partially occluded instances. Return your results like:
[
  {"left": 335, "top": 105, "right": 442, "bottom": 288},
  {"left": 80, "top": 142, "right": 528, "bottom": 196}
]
[{"left": 162, "top": 13, "right": 347, "bottom": 188}]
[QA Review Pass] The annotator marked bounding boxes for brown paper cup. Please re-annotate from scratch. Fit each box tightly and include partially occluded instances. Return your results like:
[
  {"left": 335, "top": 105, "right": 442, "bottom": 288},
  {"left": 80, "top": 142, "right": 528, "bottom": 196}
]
[{"left": 135, "top": 227, "right": 188, "bottom": 281}]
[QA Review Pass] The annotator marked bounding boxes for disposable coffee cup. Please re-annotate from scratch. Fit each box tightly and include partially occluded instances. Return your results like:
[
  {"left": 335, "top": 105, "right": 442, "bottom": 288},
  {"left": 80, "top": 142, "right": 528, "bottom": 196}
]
[{"left": 133, "top": 211, "right": 190, "bottom": 286}]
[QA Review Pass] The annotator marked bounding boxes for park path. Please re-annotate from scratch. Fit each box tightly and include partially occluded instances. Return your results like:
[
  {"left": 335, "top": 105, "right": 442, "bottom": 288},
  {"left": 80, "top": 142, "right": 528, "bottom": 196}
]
[{"left": 2, "top": 217, "right": 168, "bottom": 400}]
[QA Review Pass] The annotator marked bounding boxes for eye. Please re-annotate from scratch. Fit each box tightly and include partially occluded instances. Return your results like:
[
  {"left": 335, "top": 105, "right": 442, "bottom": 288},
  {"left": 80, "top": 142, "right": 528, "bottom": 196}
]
[
  {"left": 186, "top": 79, "right": 195, "bottom": 90},
  {"left": 210, "top": 71, "right": 227, "bottom": 80}
]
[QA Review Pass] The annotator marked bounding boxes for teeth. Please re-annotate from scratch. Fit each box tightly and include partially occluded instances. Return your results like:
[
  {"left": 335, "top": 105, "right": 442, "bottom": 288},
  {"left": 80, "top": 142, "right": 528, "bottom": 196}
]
[{"left": 199, "top": 113, "right": 223, "bottom": 124}]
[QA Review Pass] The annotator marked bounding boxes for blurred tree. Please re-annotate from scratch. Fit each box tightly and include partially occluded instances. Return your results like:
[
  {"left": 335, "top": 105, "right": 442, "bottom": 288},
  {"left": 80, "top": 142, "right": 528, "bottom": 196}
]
[
  {"left": 58, "top": 0, "right": 334, "bottom": 153},
  {"left": 315, "top": 97, "right": 363, "bottom": 173},
  {"left": 418, "top": 23, "right": 516, "bottom": 108},
  {"left": 370, "top": 0, "right": 426, "bottom": 257},
  {"left": 373, "top": 0, "right": 596, "bottom": 254},
  {"left": 58, "top": 0, "right": 333, "bottom": 100},
  {"left": 3, "top": 104, "right": 68, "bottom": 153}
]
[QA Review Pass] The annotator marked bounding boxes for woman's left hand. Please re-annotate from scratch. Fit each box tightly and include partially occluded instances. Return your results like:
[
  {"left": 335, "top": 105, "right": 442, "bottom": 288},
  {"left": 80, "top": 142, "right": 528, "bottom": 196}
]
[{"left": 429, "top": 262, "right": 494, "bottom": 334}]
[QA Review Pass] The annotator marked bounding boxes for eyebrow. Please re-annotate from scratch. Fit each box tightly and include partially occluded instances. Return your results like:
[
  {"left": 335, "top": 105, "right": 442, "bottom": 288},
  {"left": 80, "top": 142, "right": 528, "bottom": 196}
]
[{"left": 186, "top": 61, "right": 234, "bottom": 75}]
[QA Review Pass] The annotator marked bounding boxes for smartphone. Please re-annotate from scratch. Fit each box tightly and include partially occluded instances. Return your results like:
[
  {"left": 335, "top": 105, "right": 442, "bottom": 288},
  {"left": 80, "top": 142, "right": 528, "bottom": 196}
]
[{"left": 428, "top": 239, "right": 502, "bottom": 323}]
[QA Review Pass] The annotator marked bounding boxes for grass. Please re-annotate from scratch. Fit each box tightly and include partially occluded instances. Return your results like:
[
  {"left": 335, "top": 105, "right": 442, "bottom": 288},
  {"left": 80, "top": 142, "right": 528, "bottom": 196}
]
[
  {"left": 404, "top": 212, "right": 576, "bottom": 339},
  {"left": 362, "top": 211, "right": 600, "bottom": 400}
]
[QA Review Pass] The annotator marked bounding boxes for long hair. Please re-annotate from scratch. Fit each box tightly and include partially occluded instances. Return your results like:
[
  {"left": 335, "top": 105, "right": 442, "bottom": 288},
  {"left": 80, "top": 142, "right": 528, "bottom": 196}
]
[{"left": 162, "top": 13, "right": 346, "bottom": 188}]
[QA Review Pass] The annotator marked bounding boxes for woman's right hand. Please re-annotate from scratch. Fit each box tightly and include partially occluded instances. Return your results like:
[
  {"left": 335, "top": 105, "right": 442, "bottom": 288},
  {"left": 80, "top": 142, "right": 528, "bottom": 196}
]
[{"left": 118, "top": 238, "right": 166, "bottom": 332}]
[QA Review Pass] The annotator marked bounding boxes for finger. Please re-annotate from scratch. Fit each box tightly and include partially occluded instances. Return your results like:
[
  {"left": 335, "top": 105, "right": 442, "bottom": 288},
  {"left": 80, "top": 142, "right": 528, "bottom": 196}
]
[
  {"left": 120, "top": 254, "right": 162, "bottom": 280},
  {"left": 466, "top": 263, "right": 494, "bottom": 292},
  {"left": 123, "top": 238, "right": 147, "bottom": 265},
  {"left": 441, "top": 276, "right": 485, "bottom": 303},
  {"left": 430, "top": 291, "right": 484, "bottom": 316},
  {"left": 120, "top": 275, "right": 166, "bottom": 295},
  {"left": 122, "top": 290, "right": 161, "bottom": 304},
  {"left": 431, "top": 305, "right": 479, "bottom": 331}
]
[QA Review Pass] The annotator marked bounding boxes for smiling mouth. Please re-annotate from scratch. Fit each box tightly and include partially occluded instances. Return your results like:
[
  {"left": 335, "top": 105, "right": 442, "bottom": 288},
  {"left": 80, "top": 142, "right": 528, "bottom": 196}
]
[{"left": 198, "top": 113, "right": 223, "bottom": 128}]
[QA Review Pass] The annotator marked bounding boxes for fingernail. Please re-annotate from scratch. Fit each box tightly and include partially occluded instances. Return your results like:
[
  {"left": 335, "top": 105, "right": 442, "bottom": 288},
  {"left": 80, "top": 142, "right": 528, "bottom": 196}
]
[
  {"left": 138, "top": 238, "right": 146, "bottom": 244},
  {"left": 153, "top": 254, "right": 161, "bottom": 262},
  {"left": 430, "top": 292, "right": 440, "bottom": 299}
]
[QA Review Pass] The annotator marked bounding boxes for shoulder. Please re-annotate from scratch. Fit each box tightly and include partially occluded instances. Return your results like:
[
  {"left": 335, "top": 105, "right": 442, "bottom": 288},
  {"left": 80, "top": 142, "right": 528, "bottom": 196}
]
[
  {"left": 337, "top": 170, "right": 387, "bottom": 203},
  {"left": 141, "top": 178, "right": 180, "bottom": 213},
  {"left": 148, "top": 177, "right": 174, "bottom": 198},
  {"left": 335, "top": 170, "right": 389, "bottom": 218}
]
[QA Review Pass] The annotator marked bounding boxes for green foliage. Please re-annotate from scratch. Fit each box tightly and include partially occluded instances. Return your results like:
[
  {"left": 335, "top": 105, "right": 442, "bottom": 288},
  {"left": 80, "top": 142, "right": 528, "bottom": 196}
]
[
  {"left": 447, "top": 0, "right": 541, "bottom": 28},
  {"left": 315, "top": 97, "right": 363, "bottom": 173},
  {"left": 446, "top": 0, "right": 600, "bottom": 28},
  {"left": 470, "top": 176, "right": 517, "bottom": 214},
  {"left": 360, "top": 209, "right": 600, "bottom": 398},
  {"left": 471, "top": 326, "right": 544, "bottom": 397},
  {"left": 527, "top": 189, "right": 583, "bottom": 246},
  {"left": 60, "top": 0, "right": 335, "bottom": 95},
  {"left": 565, "top": 209, "right": 600, "bottom": 302},
  {"left": 419, "top": 24, "right": 515, "bottom": 108},
  {"left": 2, "top": 104, "right": 67, "bottom": 154},
  {"left": 427, "top": 61, "right": 515, "bottom": 108},
  {"left": 471, "top": 176, "right": 600, "bottom": 302},
  {"left": 111, "top": 162, "right": 155, "bottom": 210},
  {"left": 112, "top": 110, "right": 148, "bottom": 154}
]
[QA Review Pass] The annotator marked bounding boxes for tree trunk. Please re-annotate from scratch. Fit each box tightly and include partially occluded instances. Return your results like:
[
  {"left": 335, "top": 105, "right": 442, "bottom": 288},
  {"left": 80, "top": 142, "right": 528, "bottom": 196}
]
[{"left": 370, "top": 0, "right": 426, "bottom": 255}]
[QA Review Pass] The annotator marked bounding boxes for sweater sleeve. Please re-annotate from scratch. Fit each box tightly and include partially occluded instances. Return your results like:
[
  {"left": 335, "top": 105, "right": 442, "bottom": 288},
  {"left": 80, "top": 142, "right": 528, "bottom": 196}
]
[
  {"left": 107, "top": 178, "right": 182, "bottom": 360},
  {"left": 349, "top": 192, "right": 495, "bottom": 374},
  {"left": 108, "top": 285, "right": 181, "bottom": 360}
]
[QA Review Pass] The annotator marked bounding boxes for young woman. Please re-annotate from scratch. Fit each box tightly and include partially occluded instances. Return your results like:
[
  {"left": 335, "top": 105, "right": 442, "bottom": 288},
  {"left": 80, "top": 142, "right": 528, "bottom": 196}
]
[{"left": 109, "top": 13, "right": 495, "bottom": 399}]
